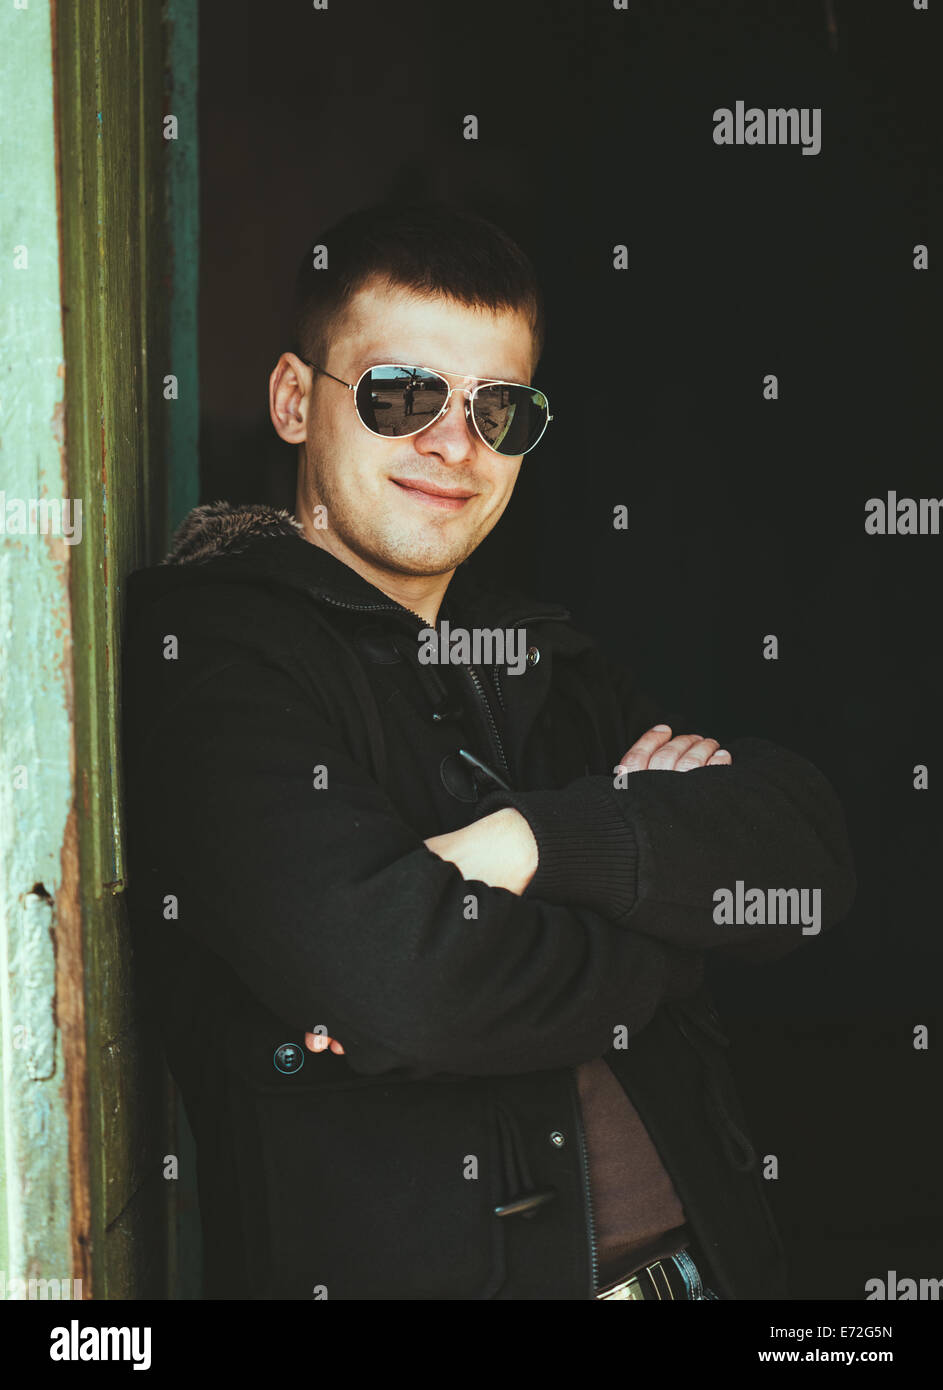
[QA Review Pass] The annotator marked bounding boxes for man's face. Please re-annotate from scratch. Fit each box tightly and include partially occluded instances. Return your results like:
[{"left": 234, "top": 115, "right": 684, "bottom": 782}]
[{"left": 297, "top": 278, "right": 537, "bottom": 578}]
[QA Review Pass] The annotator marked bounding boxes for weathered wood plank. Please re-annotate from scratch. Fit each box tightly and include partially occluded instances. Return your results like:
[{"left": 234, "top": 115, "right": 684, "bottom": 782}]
[{"left": 54, "top": 0, "right": 173, "bottom": 1298}]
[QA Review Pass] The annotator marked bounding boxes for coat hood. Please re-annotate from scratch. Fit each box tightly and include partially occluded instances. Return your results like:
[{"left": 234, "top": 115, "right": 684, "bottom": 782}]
[{"left": 162, "top": 500, "right": 307, "bottom": 566}]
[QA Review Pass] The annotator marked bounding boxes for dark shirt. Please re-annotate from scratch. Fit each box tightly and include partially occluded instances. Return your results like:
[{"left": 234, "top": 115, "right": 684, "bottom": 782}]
[{"left": 577, "top": 1058, "right": 689, "bottom": 1286}]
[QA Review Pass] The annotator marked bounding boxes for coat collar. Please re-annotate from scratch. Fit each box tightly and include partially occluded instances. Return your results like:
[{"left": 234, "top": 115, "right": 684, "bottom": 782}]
[{"left": 160, "top": 500, "right": 581, "bottom": 638}]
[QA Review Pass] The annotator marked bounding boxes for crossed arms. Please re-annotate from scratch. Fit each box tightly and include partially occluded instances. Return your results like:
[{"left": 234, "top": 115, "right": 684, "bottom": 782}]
[
  {"left": 307, "top": 725, "right": 733, "bottom": 1056},
  {"left": 135, "top": 611, "right": 856, "bottom": 1080}
]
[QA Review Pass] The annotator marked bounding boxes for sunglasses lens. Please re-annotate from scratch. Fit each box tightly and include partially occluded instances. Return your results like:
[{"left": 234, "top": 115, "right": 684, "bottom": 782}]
[
  {"left": 355, "top": 366, "right": 448, "bottom": 437},
  {"left": 473, "top": 384, "right": 549, "bottom": 455}
]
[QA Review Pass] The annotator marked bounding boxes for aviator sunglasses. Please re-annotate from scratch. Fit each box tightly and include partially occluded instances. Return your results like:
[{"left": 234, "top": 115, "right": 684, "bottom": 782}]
[{"left": 302, "top": 359, "right": 553, "bottom": 457}]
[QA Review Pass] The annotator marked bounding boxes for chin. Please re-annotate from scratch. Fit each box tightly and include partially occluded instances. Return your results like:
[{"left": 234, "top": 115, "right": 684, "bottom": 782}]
[
  {"left": 379, "top": 539, "right": 475, "bottom": 577},
  {"left": 366, "top": 518, "right": 464, "bottom": 563},
  {"left": 384, "top": 553, "right": 464, "bottom": 578}
]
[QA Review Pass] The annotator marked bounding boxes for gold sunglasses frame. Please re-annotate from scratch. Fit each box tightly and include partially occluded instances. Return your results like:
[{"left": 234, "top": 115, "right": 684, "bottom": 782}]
[{"left": 302, "top": 358, "right": 553, "bottom": 457}]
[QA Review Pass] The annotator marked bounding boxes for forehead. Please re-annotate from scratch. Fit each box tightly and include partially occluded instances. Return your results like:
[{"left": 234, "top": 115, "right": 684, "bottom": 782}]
[{"left": 335, "top": 277, "right": 536, "bottom": 383}]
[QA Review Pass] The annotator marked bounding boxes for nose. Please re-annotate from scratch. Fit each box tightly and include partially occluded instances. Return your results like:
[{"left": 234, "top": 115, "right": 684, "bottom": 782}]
[{"left": 413, "top": 381, "right": 479, "bottom": 463}]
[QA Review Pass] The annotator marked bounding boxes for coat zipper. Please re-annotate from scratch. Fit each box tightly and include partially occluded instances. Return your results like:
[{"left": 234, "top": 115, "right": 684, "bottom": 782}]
[
  {"left": 569, "top": 1070, "right": 599, "bottom": 1297},
  {"left": 465, "top": 664, "right": 510, "bottom": 780},
  {"left": 320, "top": 595, "right": 429, "bottom": 623}
]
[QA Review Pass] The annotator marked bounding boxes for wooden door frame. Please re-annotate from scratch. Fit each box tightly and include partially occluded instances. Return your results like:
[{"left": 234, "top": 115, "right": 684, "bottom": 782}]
[{"left": 0, "top": 0, "right": 199, "bottom": 1300}]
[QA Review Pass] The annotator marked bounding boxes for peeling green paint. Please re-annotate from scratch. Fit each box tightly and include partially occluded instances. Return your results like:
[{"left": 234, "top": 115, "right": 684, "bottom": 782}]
[{"left": 0, "top": 0, "right": 77, "bottom": 1296}]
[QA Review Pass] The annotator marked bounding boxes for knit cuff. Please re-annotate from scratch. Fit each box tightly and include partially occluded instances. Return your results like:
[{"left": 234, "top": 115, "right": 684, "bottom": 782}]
[{"left": 476, "top": 776, "right": 639, "bottom": 920}]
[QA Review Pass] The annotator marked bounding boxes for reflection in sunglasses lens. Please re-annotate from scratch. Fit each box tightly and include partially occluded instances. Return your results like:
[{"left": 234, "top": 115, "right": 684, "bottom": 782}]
[
  {"left": 474, "top": 384, "right": 548, "bottom": 455},
  {"left": 355, "top": 367, "right": 448, "bottom": 437}
]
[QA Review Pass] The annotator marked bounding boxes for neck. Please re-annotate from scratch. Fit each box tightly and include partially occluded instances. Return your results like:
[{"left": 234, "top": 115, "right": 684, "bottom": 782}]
[{"left": 296, "top": 503, "right": 452, "bottom": 627}]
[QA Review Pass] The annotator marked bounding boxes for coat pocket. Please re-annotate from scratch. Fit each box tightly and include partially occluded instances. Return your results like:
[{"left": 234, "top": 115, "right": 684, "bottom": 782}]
[{"left": 219, "top": 1042, "right": 508, "bottom": 1299}]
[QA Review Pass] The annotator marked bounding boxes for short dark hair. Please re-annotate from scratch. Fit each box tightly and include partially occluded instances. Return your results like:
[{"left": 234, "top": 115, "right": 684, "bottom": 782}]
[{"left": 291, "top": 199, "right": 545, "bottom": 377}]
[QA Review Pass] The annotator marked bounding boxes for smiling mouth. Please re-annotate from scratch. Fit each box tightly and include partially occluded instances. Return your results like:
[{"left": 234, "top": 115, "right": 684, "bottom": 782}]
[{"left": 390, "top": 478, "right": 476, "bottom": 511}]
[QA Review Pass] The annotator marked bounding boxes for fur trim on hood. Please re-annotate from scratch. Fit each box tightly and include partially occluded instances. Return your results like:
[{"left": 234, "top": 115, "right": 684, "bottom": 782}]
[{"left": 163, "top": 501, "right": 305, "bottom": 566}]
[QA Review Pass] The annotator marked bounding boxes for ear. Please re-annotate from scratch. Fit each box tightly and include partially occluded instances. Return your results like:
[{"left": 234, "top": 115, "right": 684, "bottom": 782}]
[{"left": 269, "top": 353, "right": 312, "bottom": 444}]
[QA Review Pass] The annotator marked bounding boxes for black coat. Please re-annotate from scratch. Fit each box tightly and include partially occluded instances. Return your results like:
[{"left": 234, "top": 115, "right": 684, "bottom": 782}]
[{"left": 121, "top": 502, "right": 856, "bottom": 1300}]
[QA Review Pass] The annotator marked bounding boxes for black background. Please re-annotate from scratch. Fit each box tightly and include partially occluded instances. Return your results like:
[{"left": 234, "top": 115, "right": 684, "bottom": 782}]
[{"left": 197, "top": 0, "right": 941, "bottom": 1298}]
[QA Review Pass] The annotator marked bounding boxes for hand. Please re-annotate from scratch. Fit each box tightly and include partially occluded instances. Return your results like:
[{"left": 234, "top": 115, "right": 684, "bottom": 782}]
[
  {"left": 424, "top": 807, "right": 538, "bottom": 896},
  {"left": 617, "top": 724, "right": 732, "bottom": 773},
  {"left": 304, "top": 1032, "right": 345, "bottom": 1055}
]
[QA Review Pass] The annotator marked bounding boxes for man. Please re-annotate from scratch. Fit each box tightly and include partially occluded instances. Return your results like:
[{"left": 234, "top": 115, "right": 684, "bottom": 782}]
[{"left": 121, "top": 199, "right": 856, "bottom": 1301}]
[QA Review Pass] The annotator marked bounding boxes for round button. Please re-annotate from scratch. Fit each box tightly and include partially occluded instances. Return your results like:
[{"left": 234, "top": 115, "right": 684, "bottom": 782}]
[
  {"left": 549, "top": 1130, "right": 565, "bottom": 1147},
  {"left": 274, "top": 1042, "right": 305, "bottom": 1074},
  {"left": 440, "top": 751, "right": 479, "bottom": 802},
  {"left": 526, "top": 646, "right": 540, "bottom": 667}
]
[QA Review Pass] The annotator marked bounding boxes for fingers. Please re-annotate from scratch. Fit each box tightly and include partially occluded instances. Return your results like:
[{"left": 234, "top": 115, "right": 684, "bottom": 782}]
[
  {"left": 616, "top": 724, "right": 674, "bottom": 772},
  {"left": 648, "top": 734, "right": 709, "bottom": 771},
  {"left": 304, "top": 1032, "right": 345, "bottom": 1055},
  {"left": 674, "top": 737, "right": 722, "bottom": 770},
  {"left": 617, "top": 725, "right": 734, "bottom": 772}
]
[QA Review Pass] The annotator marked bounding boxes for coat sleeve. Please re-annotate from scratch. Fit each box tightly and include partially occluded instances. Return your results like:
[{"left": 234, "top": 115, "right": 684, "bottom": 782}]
[
  {"left": 477, "top": 648, "right": 857, "bottom": 964},
  {"left": 123, "top": 637, "right": 706, "bottom": 1082}
]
